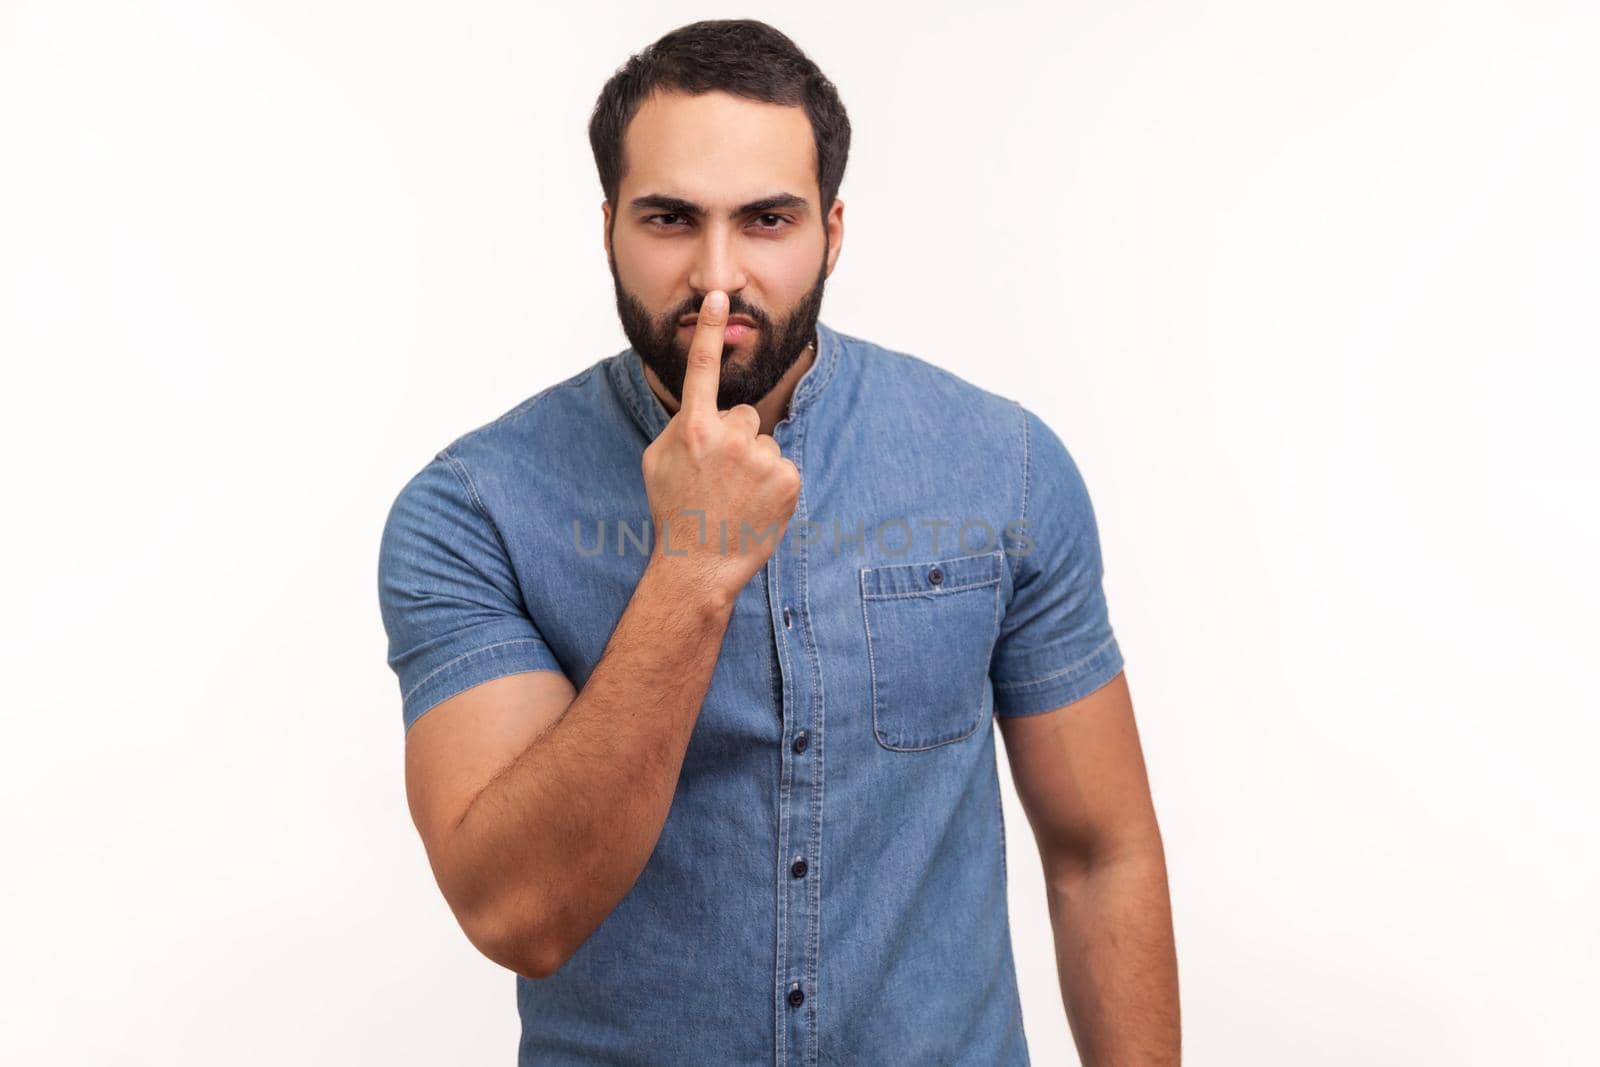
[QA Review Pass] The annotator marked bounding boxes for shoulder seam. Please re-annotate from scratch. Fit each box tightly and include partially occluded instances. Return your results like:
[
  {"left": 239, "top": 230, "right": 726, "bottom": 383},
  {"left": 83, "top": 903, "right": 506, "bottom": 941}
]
[
  {"left": 867, "top": 338, "right": 1017, "bottom": 409},
  {"left": 438, "top": 448, "right": 491, "bottom": 522},
  {"left": 434, "top": 447, "right": 529, "bottom": 618},
  {"left": 428, "top": 363, "right": 605, "bottom": 521},
  {"left": 1008, "top": 400, "right": 1033, "bottom": 587},
  {"left": 488, "top": 363, "right": 600, "bottom": 430},
  {"left": 446, "top": 363, "right": 602, "bottom": 454}
]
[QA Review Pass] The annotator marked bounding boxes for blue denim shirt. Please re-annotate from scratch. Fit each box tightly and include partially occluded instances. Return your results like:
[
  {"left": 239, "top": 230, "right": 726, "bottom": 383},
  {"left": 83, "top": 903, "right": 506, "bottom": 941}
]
[{"left": 378, "top": 319, "right": 1125, "bottom": 1065}]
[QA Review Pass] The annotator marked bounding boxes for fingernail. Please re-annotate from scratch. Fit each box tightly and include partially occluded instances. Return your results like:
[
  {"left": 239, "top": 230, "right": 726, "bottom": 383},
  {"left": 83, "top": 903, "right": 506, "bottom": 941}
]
[{"left": 705, "top": 291, "right": 727, "bottom": 313}]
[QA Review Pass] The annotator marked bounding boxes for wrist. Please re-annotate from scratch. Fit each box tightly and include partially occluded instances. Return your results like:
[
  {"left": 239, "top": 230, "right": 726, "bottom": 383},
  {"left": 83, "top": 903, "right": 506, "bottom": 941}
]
[{"left": 641, "top": 555, "right": 738, "bottom": 624}]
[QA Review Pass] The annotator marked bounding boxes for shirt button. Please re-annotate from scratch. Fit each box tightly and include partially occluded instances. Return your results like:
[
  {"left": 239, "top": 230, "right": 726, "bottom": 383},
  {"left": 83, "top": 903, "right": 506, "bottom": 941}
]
[
  {"left": 787, "top": 984, "right": 805, "bottom": 1008},
  {"left": 791, "top": 858, "right": 808, "bottom": 878},
  {"left": 928, "top": 566, "right": 944, "bottom": 586},
  {"left": 792, "top": 731, "right": 807, "bottom": 754},
  {"left": 783, "top": 606, "right": 792, "bottom": 628}
]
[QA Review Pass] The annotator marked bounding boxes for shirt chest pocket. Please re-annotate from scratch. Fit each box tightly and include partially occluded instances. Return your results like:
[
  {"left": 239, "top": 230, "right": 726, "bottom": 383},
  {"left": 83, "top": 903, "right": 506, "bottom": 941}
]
[{"left": 859, "top": 549, "right": 1005, "bottom": 751}]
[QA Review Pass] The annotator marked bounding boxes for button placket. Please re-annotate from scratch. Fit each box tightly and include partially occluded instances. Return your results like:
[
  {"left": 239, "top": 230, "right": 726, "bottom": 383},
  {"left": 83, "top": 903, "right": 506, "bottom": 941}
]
[{"left": 768, "top": 421, "right": 819, "bottom": 1066}]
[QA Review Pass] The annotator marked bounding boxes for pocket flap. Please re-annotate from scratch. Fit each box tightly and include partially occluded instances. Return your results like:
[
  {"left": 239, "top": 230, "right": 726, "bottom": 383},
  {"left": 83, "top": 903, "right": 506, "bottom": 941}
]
[{"left": 860, "top": 549, "right": 1004, "bottom": 599}]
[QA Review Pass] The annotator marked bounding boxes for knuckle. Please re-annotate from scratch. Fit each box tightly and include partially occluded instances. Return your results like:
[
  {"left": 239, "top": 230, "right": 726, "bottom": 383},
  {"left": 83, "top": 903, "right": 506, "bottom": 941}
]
[{"left": 681, "top": 417, "right": 716, "bottom": 450}]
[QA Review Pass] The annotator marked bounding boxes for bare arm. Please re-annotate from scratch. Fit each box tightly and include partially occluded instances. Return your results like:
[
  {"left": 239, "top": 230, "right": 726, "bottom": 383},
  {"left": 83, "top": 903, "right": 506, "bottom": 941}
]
[
  {"left": 997, "top": 671, "right": 1181, "bottom": 1065},
  {"left": 419, "top": 559, "right": 734, "bottom": 979},
  {"left": 403, "top": 289, "right": 800, "bottom": 979}
]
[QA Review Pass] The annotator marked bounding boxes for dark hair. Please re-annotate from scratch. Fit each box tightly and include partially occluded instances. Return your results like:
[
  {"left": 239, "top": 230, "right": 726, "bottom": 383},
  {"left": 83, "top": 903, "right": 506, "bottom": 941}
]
[{"left": 588, "top": 19, "right": 852, "bottom": 217}]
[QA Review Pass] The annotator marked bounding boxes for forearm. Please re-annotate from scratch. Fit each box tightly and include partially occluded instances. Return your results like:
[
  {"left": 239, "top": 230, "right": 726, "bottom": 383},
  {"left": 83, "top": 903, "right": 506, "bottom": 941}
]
[
  {"left": 1045, "top": 842, "right": 1181, "bottom": 1065},
  {"left": 448, "top": 558, "right": 734, "bottom": 975}
]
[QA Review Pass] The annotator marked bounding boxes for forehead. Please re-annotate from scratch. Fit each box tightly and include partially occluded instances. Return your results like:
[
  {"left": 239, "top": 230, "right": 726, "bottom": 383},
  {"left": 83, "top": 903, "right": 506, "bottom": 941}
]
[{"left": 619, "top": 89, "right": 817, "bottom": 203}]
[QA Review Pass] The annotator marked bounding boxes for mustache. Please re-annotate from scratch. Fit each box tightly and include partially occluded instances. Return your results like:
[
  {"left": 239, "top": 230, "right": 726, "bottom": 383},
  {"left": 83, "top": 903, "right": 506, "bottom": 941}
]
[{"left": 677, "top": 296, "right": 769, "bottom": 326}]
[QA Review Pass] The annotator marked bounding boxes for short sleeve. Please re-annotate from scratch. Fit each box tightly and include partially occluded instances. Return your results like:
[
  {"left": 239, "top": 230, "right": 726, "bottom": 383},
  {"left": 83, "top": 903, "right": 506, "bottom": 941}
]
[
  {"left": 377, "top": 450, "right": 564, "bottom": 734},
  {"left": 990, "top": 405, "right": 1125, "bottom": 716}
]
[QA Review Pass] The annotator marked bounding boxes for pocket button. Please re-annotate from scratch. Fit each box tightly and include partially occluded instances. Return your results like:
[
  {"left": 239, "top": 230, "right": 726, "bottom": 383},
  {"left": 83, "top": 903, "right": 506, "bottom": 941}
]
[{"left": 928, "top": 566, "right": 943, "bottom": 586}]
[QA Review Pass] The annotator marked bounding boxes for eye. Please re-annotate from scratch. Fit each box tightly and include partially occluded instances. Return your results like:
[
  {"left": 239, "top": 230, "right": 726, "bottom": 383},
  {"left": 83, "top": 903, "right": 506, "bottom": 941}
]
[{"left": 642, "top": 212, "right": 793, "bottom": 231}]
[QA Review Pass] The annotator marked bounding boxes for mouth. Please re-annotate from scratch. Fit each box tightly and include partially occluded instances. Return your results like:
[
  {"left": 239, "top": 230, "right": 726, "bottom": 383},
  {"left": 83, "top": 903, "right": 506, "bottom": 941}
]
[{"left": 679, "top": 315, "right": 757, "bottom": 343}]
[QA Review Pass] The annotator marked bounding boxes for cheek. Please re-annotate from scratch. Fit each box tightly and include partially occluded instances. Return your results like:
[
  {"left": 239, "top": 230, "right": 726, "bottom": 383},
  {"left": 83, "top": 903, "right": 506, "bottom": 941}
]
[
  {"left": 613, "top": 238, "right": 687, "bottom": 302},
  {"left": 755, "top": 247, "right": 823, "bottom": 303}
]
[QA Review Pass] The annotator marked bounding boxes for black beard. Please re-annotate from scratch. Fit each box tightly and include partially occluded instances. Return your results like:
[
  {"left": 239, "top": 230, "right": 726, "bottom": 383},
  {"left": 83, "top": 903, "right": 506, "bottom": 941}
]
[{"left": 608, "top": 240, "right": 829, "bottom": 412}]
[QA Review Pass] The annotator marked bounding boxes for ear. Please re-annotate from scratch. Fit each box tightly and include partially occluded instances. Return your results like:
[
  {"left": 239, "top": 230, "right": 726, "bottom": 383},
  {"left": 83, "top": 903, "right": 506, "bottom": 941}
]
[
  {"left": 824, "top": 197, "right": 844, "bottom": 277},
  {"left": 601, "top": 200, "right": 613, "bottom": 259}
]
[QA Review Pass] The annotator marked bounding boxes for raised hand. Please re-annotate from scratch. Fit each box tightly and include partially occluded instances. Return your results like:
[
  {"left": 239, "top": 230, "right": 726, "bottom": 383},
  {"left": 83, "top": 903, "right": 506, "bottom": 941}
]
[{"left": 640, "top": 290, "right": 802, "bottom": 606}]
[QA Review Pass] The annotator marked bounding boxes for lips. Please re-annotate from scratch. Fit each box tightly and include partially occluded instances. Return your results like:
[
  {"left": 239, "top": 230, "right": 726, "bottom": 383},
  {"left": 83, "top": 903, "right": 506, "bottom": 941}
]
[
  {"left": 680, "top": 314, "right": 757, "bottom": 328},
  {"left": 681, "top": 319, "right": 755, "bottom": 343}
]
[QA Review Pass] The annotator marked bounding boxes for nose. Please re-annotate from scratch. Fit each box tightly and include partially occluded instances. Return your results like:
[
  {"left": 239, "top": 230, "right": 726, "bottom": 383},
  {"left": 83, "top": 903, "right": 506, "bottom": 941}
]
[{"left": 687, "top": 223, "right": 748, "bottom": 304}]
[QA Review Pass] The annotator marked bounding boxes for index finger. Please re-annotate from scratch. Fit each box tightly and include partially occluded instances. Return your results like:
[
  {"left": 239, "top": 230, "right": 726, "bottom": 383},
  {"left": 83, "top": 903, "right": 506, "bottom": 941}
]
[{"left": 679, "top": 290, "right": 727, "bottom": 416}]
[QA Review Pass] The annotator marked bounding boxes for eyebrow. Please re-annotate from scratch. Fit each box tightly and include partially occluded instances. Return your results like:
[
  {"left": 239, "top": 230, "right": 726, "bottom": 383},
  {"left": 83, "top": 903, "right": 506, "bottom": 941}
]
[{"left": 627, "top": 192, "right": 810, "bottom": 219}]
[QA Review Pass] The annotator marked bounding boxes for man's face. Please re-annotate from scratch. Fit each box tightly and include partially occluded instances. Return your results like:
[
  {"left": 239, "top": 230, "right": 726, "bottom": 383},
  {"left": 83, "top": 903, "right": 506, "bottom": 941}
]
[{"left": 603, "top": 89, "right": 844, "bottom": 412}]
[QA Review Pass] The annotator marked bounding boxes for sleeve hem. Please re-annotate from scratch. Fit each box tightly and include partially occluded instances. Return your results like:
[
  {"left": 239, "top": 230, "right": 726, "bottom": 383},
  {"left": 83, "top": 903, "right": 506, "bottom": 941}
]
[
  {"left": 991, "top": 637, "right": 1125, "bottom": 718},
  {"left": 401, "top": 639, "right": 564, "bottom": 734}
]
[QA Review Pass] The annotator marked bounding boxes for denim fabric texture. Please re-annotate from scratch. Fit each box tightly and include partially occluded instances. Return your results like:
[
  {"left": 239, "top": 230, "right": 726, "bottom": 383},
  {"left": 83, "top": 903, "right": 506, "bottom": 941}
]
[{"left": 377, "top": 319, "right": 1125, "bottom": 1065}]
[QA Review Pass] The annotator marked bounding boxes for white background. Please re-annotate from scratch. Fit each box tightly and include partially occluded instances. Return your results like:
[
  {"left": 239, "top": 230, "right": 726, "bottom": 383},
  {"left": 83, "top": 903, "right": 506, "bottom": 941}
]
[{"left": 3, "top": 1, "right": 1596, "bottom": 1063}]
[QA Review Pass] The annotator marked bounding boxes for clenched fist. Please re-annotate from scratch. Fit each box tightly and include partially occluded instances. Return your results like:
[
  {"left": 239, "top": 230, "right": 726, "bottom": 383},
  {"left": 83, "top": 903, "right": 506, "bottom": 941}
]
[{"left": 641, "top": 290, "right": 802, "bottom": 606}]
